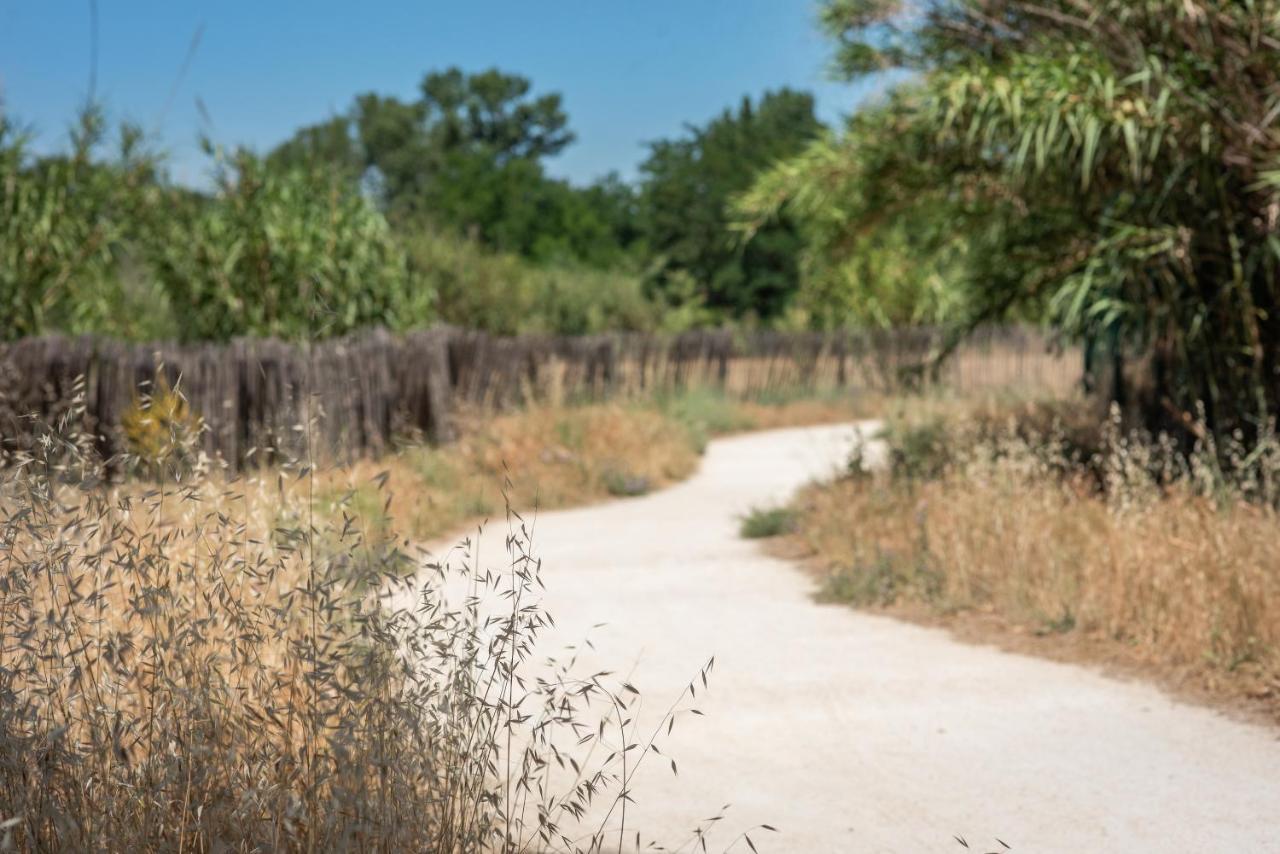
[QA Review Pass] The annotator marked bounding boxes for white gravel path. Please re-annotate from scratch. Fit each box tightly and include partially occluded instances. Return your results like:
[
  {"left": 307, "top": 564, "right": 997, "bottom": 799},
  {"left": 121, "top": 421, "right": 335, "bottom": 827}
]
[{"left": 416, "top": 422, "right": 1280, "bottom": 853}]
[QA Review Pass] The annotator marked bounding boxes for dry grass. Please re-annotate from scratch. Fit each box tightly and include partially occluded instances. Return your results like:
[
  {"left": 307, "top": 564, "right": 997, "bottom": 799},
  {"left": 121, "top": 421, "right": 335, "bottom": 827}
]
[
  {"left": 321, "top": 401, "right": 702, "bottom": 544},
  {"left": 0, "top": 382, "right": 874, "bottom": 850},
  {"left": 794, "top": 402, "right": 1280, "bottom": 721},
  {"left": 319, "top": 391, "right": 870, "bottom": 545},
  {"left": 731, "top": 396, "right": 868, "bottom": 430},
  {"left": 0, "top": 402, "right": 773, "bottom": 852}
]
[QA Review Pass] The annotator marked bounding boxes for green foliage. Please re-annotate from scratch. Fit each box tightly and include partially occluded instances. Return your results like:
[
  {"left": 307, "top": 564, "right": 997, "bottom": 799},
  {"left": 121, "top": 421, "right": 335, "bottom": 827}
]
[
  {"left": 600, "top": 466, "right": 651, "bottom": 497},
  {"left": 5, "top": 68, "right": 843, "bottom": 341},
  {"left": 411, "top": 66, "right": 574, "bottom": 164},
  {"left": 640, "top": 90, "right": 824, "bottom": 320},
  {"left": 0, "top": 108, "right": 171, "bottom": 340},
  {"left": 654, "top": 388, "right": 755, "bottom": 452},
  {"left": 400, "top": 160, "right": 636, "bottom": 265},
  {"left": 150, "top": 149, "right": 423, "bottom": 340},
  {"left": 882, "top": 417, "right": 952, "bottom": 482},
  {"left": 266, "top": 115, "right": 366, "bottom": 185},
  {"left": 821, "top": 552, "right": 944, "bottom": 608},
  {"left": 739, "top": 504, "right": 797, "bottom": 539},
  {"left": 805, "top": 0, "right": 1280, "bottom": 440},
  {"left": 272, "top": 68, "right": 572, "bottom": 193},
  {"left": 270, "top": 67, "right": 641, "bottom": 267},
  {"left": 403, "top": 229, "right": 657, "bottom": 335},
  {"left": 735, "top": 121, "right": 969, "bottom": 328},
  {"left": 271, "top": 75, "right": 835, "bottom": 327}
]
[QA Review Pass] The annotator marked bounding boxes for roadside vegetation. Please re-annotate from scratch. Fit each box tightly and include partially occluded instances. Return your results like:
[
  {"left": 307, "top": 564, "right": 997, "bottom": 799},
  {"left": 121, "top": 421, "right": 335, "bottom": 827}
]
[
  {"left": 2, "top": 71, "right": 824, "bottom": 342},
  {"left": 324, "top": 402, "right": 700, "bottom": 544},
  {"left": 0, "top": 400, "right": 782, "bottom": 852},
  {"left": 723, "top": 2, "right": 1280, "bottom": 720},
  {"left": 744, "top": 0, "right": 1280, "bottom": 446},
  {"left": 321, "top": 388, "right": 865, "bottom": 544},
  {"left": 739, "top": 505, "right": 798, "bottom": 540},
  {"left": 782, "top": 397, "right": 1280, "bottom": 721}
]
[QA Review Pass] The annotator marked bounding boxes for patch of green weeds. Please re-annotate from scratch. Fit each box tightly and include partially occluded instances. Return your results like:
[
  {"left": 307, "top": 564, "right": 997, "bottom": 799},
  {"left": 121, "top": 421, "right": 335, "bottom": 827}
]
[
  {"left": 820, "top": 552, "right": 946, "bottom": 608},
  {"left": 601, "top": 466, "right": 650, "bottom": 497},
  {"left": 739, "top": 505, "right": 798, "bottom": 538}
]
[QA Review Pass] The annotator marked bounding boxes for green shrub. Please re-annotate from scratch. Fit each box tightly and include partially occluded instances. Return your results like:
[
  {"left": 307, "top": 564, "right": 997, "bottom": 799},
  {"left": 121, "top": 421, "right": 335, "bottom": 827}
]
[
  {"left": 0, "top": 109, "right": 167, "bottom": 340},
  {"left": 884, "top": 417, "right": 952, "bottom": 482},
  {"left": 739, "top": 504, "right": 797, "bottom": 538},
  {"left": 149, "top": 150, "right": 424, "bottom": 341},
  {"left": 820, "top": 553, "right": 945, "bottom": 608},
  {"left": 820, "top": 555, "right": 907, "bottom": 606},
  {"left": 601, "top": 466, "right": 651, "bottom": 497},
  {"left": 657, "top": 389, "right": 756, "bottom": 453},
  {"left": 402, "top": 228, "right": 657, "bottom": 335}
]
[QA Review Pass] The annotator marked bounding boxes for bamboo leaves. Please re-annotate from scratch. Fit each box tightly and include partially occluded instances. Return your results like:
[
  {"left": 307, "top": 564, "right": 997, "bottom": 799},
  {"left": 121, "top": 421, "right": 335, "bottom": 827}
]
[{"left": 791, "top": 0, "right": 1280, "bottom": 438}]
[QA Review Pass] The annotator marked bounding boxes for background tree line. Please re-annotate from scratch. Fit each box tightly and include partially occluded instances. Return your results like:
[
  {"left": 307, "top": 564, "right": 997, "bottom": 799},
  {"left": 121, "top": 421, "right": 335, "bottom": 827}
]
[{"left": 2, "top": 68, "right": 824, "bottom": 342}]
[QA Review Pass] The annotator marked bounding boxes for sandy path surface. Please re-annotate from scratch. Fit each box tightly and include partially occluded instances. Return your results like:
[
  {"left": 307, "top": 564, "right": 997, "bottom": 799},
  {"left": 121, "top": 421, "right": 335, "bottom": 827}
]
[{"left": 414, "top": 423, "right": 1280, "bottom": 853}]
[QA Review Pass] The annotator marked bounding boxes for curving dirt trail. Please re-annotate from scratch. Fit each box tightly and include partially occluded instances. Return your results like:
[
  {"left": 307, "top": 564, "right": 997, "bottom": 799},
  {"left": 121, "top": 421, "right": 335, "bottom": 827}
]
[{"left": 419, "top": 422, "right": 1280, "bottom": 853}]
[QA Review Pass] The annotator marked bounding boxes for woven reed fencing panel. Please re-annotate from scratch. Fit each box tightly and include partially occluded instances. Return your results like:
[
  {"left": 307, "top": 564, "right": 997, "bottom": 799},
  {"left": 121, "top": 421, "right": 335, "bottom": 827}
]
[
  {"left": 0, "top": 324, "right": 1078, "bottom": 469},
  {"left": 0, "top": 328, "right": 453, "bottom": 469},
  {"left": 445, "top": 325, "right": 1079, "bottom": 408}
]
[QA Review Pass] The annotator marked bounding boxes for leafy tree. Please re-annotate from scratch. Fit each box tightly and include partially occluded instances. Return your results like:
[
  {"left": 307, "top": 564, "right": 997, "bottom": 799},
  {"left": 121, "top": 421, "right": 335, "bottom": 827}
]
[
  {"left": 271, "top": 69, "right": 571, "bottom": 197},
  {"left": 579, "top": 172, "right": 645, "bottom": 254},
  {"left": 797, "top": 0, "right": 1280, "bottom": 438},
  {"left": 735, "top": 103, "right": 977, "bottom": 328},
  {"left": 364, "top": 68, "right": 574, "bottom": 225},
  {"left": 640, "top": 90, "right": 824, "bottom": 320},
  {"left": 268, "top": 68, "right": 639, "bottom": 265},
  {"left": 416, "top": 67, "right": 573, "bottom": 163},
  {"left": 267, "top": 115, "right": 365, "bottom": 184},
  {"left": 413, "top": 153, "right": 624, "bottom": 263}
]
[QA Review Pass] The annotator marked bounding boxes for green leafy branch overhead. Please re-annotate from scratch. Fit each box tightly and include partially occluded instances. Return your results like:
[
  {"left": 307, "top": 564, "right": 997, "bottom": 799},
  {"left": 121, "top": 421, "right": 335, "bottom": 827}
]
[{"left": 754, "top": 0, "right": 1280, "bottom": 436}]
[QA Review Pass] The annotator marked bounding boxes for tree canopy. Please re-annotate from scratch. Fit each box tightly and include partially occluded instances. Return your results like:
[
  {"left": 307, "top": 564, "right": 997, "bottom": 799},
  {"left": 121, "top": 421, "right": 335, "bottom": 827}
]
[
  {"left": 268, "top": 67, "right": 637, "bottom": 265},
  {"left": 640, "top": 89, "right": 824, "bottom": 321},
  {"left": 751, "top": 0, "right": 1280, "bottom": 436},
  {"left": 268, "top": 70, "right": 826, "bottom": 319}
]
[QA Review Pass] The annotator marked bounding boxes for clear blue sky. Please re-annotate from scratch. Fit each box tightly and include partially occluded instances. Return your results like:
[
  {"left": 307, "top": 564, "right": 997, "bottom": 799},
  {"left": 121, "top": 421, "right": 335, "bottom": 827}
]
[{"left": 0, "top": 1, "right": 886, "bottom": 186}]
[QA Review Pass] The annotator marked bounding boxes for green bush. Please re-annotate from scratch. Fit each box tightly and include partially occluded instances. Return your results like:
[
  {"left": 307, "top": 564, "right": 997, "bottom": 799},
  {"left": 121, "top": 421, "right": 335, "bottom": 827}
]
[
  {"left": 739, "top": 504, "right": 797, "bottom": 538},
  {"left": 656, "top": 388, "right": 756, "bottom": 453},
  {"left": 403, "top": 228, "right": 657, "bottom": 335},
  {"left": 149, "top": 149, "right": 424, "bottom": 341},
  {"left": 0, "top": 109, "right": 170, "bottom": 340},
  {"left": 820, "top": 553, "right": 944, "bottom": 608},
  {"left": 600, "top": 466, "right": 651, "bottom": 497},
  {"left": 884, "top": 417, "right": 953, "bottom": 483}
]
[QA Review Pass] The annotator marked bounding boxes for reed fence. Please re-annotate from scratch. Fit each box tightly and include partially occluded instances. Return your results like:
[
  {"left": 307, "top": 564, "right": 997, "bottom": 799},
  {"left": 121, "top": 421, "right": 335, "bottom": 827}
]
[{"left": 0, "top": 325, "right": 1079, "bottom": 470}]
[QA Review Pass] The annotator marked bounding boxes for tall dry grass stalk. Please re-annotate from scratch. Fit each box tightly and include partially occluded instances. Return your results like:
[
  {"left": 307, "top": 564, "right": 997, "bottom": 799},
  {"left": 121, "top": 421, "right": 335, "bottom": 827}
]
[
  {"left": 798, "top": 405, "right": 1280, "bottom": 708},
  {"left": 0, "top": 399, "right": 748, "bottom": 852}
]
